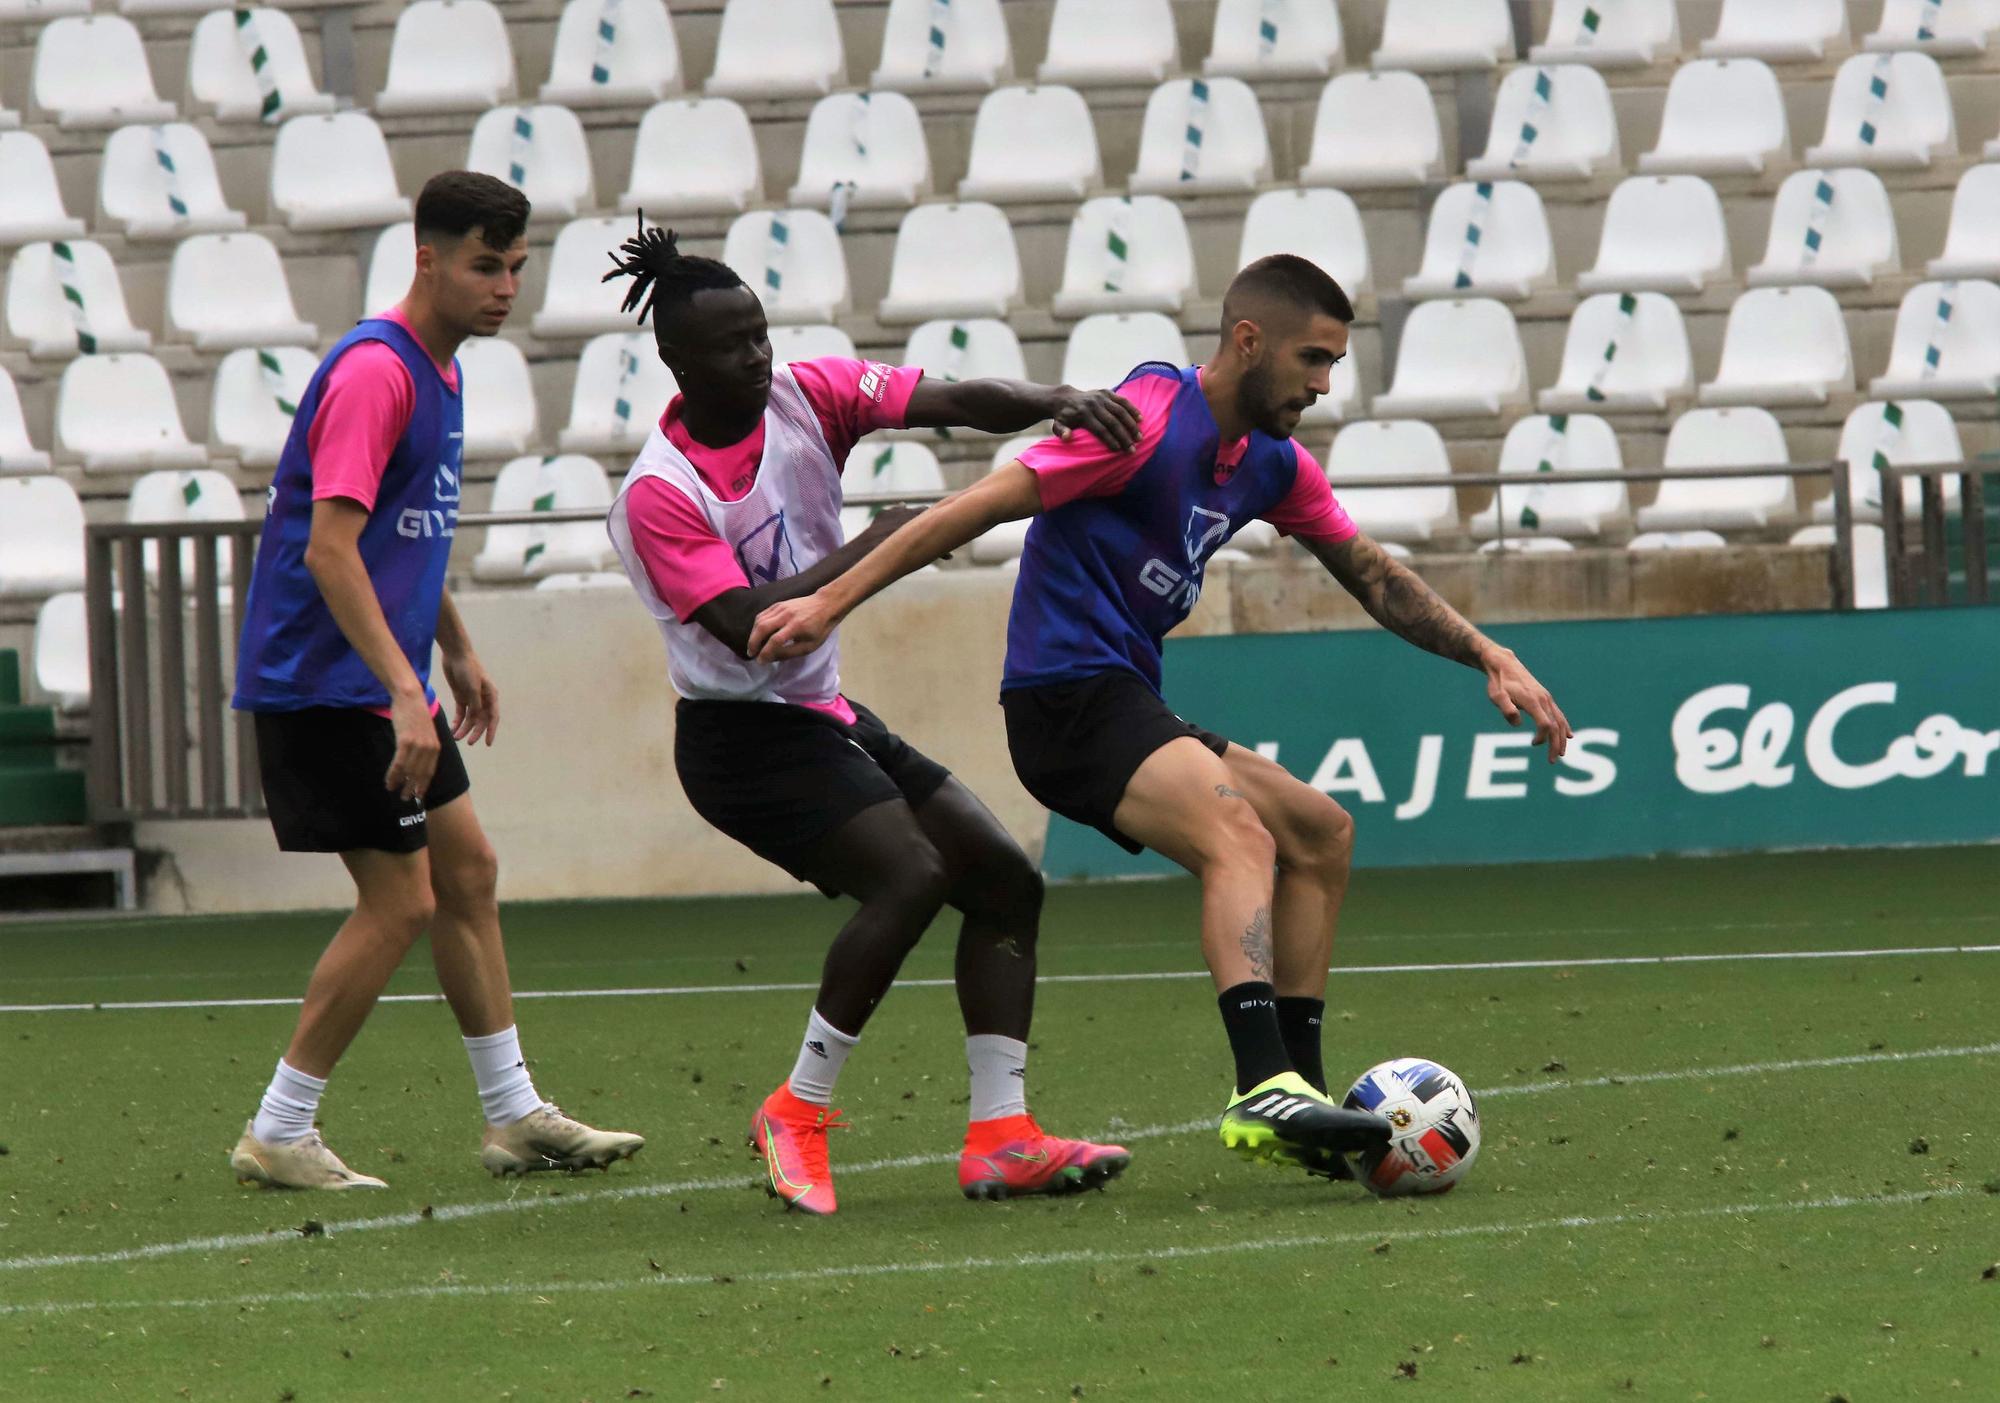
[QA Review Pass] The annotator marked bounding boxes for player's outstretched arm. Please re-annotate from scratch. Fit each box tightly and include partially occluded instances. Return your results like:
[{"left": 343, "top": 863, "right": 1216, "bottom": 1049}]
[
  {"left": 902, "top": 377, "right": 1142, "bottom": 448},
  {"left": 690, "top": 506, "right": 928, "bottom": 658},
  {"left": 1303, "top": 532, "right": 1573, "bottom": 761}
]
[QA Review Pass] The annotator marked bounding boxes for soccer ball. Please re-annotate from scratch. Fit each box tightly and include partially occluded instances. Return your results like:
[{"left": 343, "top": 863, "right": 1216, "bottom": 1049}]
[{"left": 1340, "top": 1057, "right": 1481, "bottom": 1197}]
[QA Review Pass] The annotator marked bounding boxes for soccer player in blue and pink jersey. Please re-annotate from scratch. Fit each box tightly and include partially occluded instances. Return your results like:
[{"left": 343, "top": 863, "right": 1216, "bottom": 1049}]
[
  {"left": 228, "top": 173, "right": 643, "bottom": 1190},
  {"left": 751, "top": 255, "right": 1574, "bottom": 1180},
  {"left": 601, "top": 222, "right": 1140, "bottom": 1215}
]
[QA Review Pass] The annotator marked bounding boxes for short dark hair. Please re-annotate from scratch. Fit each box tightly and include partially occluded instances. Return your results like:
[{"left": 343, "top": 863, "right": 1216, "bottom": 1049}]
[
  {"left": 1221, "top": 254, "right": 1355, "bottom": 331},
  {"left": 414, "top": 171, "right": 531, "bottom": 252},
  {"left": 601, "top": 214, "right": 747, "bottom": 336}
]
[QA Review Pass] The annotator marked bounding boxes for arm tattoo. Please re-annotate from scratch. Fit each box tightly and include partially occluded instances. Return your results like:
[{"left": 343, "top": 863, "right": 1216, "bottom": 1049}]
[
  {"left": 1240, "top": 906, "right": 1274, "bottom": 983},
  {"left": 1310, "top": 535, "right": 1489, "bottom": 668}
]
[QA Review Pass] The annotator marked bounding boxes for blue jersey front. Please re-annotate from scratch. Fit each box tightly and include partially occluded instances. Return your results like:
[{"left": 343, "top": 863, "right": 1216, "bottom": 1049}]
[
  {"left": 232, "top": 318, "right": 463, "bottom": 712},
  {"left": 1002, "top": 363, "right": 1300, "bottom": 695}
]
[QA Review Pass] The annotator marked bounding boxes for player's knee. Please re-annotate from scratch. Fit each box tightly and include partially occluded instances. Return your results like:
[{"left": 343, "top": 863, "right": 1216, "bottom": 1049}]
[
  {"left": 1283, "top": 794, "right": 1354, "bottom": 878},
  {"left": 363, "top": 884, "right": 436, "bottom": 945},
  {"left": 1208, "top": 805, "right": 1277, "bottom": 876},
  {"left": 959, "top": 841, "right": 1044, "bottom": 929},
  {"left": 882, "top": 841, "right": 951, "bottom": 921},
  {"left": 432, "top": 839, "right": 500, "bottom": 914}
]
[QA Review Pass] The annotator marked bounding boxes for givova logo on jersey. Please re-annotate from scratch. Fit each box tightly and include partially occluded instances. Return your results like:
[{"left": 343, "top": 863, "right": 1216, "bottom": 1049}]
[
  {"left": 397, "top": 447, "right": 463, "bottom": 540},
  {"left": 1138, "top": 506, "right": 1233, "bottom": 610}
]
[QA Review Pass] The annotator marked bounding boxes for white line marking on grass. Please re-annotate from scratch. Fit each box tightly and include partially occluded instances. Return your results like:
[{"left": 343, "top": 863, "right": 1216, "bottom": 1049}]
[
  {"left": 4, "top": 942, "right": 1997, "bottom": 1015},
  {"left": 0, "top": 1184, "right": 1967, "bottom": 1318}
]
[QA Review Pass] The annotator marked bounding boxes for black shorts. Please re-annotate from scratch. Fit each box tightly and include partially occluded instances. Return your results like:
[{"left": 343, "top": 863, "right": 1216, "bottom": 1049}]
[
  {"left": 1001, "top": 670, "right": 1229, "bottom": 854},
  {"left": 254, "top": 705, "right": 470, "bottom": 854},
  {"left": 674, "top": 697, "right": 952, "bottom": 885}
]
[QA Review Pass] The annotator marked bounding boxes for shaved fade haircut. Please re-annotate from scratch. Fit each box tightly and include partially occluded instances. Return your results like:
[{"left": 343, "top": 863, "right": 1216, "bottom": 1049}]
[
  {"left": 1220, "top": 254, "right": 1355, "bottom": 336},
  {"left": 414, "top": 171, "right": 530, "bottom": 252}
]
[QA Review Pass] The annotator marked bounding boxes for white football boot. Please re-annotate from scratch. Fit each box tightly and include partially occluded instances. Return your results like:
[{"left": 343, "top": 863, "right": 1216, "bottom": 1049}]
[
  {"left": 229, "top": 1122, "right": 389, "bottom": 1190},
  {"left": 480, "top": 1104, "right": 645, "bottom": 1177}
]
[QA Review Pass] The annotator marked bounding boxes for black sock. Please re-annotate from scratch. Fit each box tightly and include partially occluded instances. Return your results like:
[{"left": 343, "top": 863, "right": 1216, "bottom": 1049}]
[
  {"left": 1217, "top": 981, "right": 1291, "bottom": 1094},
  {"left": 1276, "top": 996, "right": 1328, "bottom": 1095}
]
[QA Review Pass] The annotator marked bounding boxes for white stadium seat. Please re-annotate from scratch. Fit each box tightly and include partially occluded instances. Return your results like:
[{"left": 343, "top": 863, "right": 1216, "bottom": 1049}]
[
  {"left": 535, "top": 571, "right": 629, "bottom": 591},
  {"left": 99, "top": 124, "right": 246, "bottom": 239},
  {"left": 1702, "top": 0, "right": 1850, "bottom": 62},
  {"left": 1864, "top": 0, "right": 2000, "bottom": 56},
  {"left": 876, "top": 203, "right": 1022, "bottom": 324},
  {"left": 541, "top": 0, "right": 682, "bottom": 107},
  {"left": 1791, "top": 523, "right": 1889, "bottom": 608},
  {"left": 1636, "top": 407, "right": 1795, "bottom": 531},
  {"left": 957, "top": 85, "right": 1101, "bottom": 202},
  {"left": 898, "top": 318, "right": 1029, "bottom": 387},
  {"left": 1403, "top": 181, "right": 1556, "bottom": 301},
  {"left": 1372, "top": 0, "right": 1511, "bottom": 71},
  {"left": 787, "top": 91, "right": 932, "bottom": 211},
  {"left": 532, "top": 217, "right": 635, "bottom": 339},
  {"left": 165, "top": 232, "right": 317, "bottom": 351},
  {"left": 1628, "top": 529, "right": 1728, "bottom": 550},
  {"left": 1479, "top": 537, "right": 1577, "bottom": 554},
  {"left": 970, "top": 518, "right": 1031, "bottom": 565},
  {"left": 1371, "top": 299, "right": 1530, "bottom": 420},
  {"left": 872, "top": 0, "right": 1012, "bottom": 92},
  {"left": 846, "top": 440, "right": 946, "bottom": 496},
  {"left": 456, "top": 337, "right": 539, "bottom": 459},
  {"left": 0, "top": 477, "right": 85, "bottom": 598},
  {"left": 127, "top": 468, "right": 244, "bottom": 585},
  {"left": 57, "top": 353, "right": 206, "bottom": 474},
  {"left": 619, "top": 99, "right": 761, "bottom": 216},
  {"left": 1051, "top": 196, "right": 1196, "bottom": 317},
  {"left": 1324, "top": 420, "right": 1459, "bottom": 543},
  {"left": 33, "top": 592, "right": 89, "bottom": 713},
  {"left": 1205, "top": 0, "right": 1342, "bottom": 79},
  {"left": 1060, "top": 313, "right": 1189, "bottom": 391},
  {"left": 375, "top": 0, "right": 516, "bottom": 116},
  {"left": 1870, "top": 279, "right": 2000, "bottom": 399},
  {"left": 271, "top": 114, "right": 412, "bottom": 231},
  {"left": 720, "top": 209, "right": 850, "bottom": 324},
  {"left": 1638, "top": 59, "right": 1789, "bottom": 176},
  {"left": 1926, "top": 164, "right": 2000, "bottom": 278},
  {"left": 0, "top": 366, "right": 52, "bottom": 472},
  {"left": 209, "top": 346, "right": 314, "bottom": 469},
  {"left": 707, "top": 0, "right": 845, "bottom": 98},
  {"left": 1806, "top": 53, "right": 1955, "bottom": 170},
  {"left": 769, "top": 325, "right": 858, "bottom": 364},
  {"left": 1539, "top": 292, "right": 1694, "bottom": 414},
  {"left": 466, "top": 105, "right": 595, "bottom": 221},
  {"left": 1466, "top": 65, "right": 1620, "bottom": 183},
  {"left": 33, "top": 16, "right": 175, "bottom": 129},
  {"left": 7, "top": 241, "right": 152, "bottom": 359},
  {"left": 187, "top": 9, "right": 335, "bottom": 123},
  {"left": 473, "top": 455, "right": 615, "bottom": 582},
  {"left": 1747, "top": 169, "right": 1899, "bottom": 289},
  {"left": 1298, "top": 72, "right": 1442, "bottom": 189},
  {"left": 1129, "top": 78, "right": 1272, "bottom": 196},
  {"left": 1699, "top": 286, "right": 1854, "bottom": 408},
  {"left": 1039, "top": 0, "right": 1178, "bottom": 85},
  {"left": 1471, "top": 413, "right": 1629, "bottom": 540},
  {"left": 1822, "top": 399, "right": 1964, "bottom": 522},
  {"left": 1237, "top": 188, "right": 1372, "bottom": 300},
  {"left": 0, "top": 132, "right": 85, "bottom": 245},
  {"left": 557, "top": 332, "right": 678, "bottom": 456},
  {"left": 1531, "top": 0, "right": 1679, "bottom": 68},
  {"left": 1576, "top": 175, "right": 1732, "bottom": 294},
  {"left": 364, "top": 223, "right": 416, "bottom": 317}
]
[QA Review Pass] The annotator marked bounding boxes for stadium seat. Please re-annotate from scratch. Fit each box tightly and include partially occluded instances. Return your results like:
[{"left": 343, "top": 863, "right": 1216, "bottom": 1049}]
[
  {"left": 534, "top": 571, "right": 629, "bottom": 591},
  {"left": 1699, "top": 286, "right": 1853, "bottom": 408},
  {"left": 1324, "top": 420, "right": 1459, "bottom": 543},
  {"left": 1636, "top": 407, "right": 1795, "bottom": 531},
  {"left": 1701, "top": 0, "right": 1849, "bottom": 62},
  {"left": 209, "top": 345, "right": 313, "bottom": 469},
  {"left": 1403, "top": 181, "right": 1556, "bottom": 301},
  {"left": 1627, "top": 529, "right": 1728, "bottom": 549},
  {"left": 541, "top": 0, "right": 682, "bottom": 107},
  {"left": 1530, "top": 0, "right": 1679, "bottom": 67},
  {"left": 1204, "top": 0, "right": 1343, "bottom": 79},
  {"left": 770, "top": 325, "right": 858, "bottom": 363},
  {"left": 56, "top": 353, "right": 206, "bottom": 474},
  {"left": 618, "top": 99, "right": 762, "bottom": 216},
  {"left": 1805, "top": 53, "right": 1954, "bottom": 169},
  {"left": 472, "top": 454, "right": 614, "bottom": 582},
  {"left": 876, "top": 203, "right": 1021, "bottom": 323},
  {"left": 1821, "top": 399, "right": 1963, "bottom": 523},
  {"left": 1864, "top": 0, "right": 2000, "bottom": 56},
  {"left": 1478, "top": 537, "right": 1578, "bottom": 554},
  {"left": 364, "top": 223, "right": 415, "bottom": 315},
  {"left": 957, "top": 85, "right": 1101, "bottom": 202},
  {"left": 1466, "top": 65, "right": 1620, "bottom": 182},
  {"left": 557, "top": 332, "right": 678, "bottom": 455},
  {"left": 6, "top": 241, "right": 152, "bottom": 359},
  {"left": 1470, "top": 413, "right": 1629, "bottom": 540},
  {"left": 707, "top": 0, "right": 845, "bottom": 98},
  {"left": 1051, "top": 196, "right": 1196, "bottom": 317},
  {"left": 970, "top": 518, "right": 1031, "bottom": 565},
  {"left": 871, "top": 0, "right": 1011, "bottom": 91},
  {"left": 32, "top": 592, "right": 89, "bottom": 714},
  {"left": 165, "top": 233, "right": 317, "bottom": 352},
  {"left": 532, "top": 217, "right": 634, "bottom": 339},
  {"left": 1298, "top": 72, "right": 1443, "bottom": 189},
  {"left": 845, "top": 440, "right": 946, "bottom": 497},
  {"left": 1237, "top": 188, "right": 1372, "bottom": 300},
  {"left": 0, "top": 367, "right": 52, "bottom": 472},
  {"left": 99, "top": 124, "right": 246, "bottom": 239},
  {"left": 1925, "top": 164, "right": 2000, "bottom": 278},
  {"left": 0, "top": 132, "right": 85, "bottom": 245},
  {"left": 127, "top": 468, "right": 244, "bottom": 585},
  {"left": 186, "top": 9, "right": 335, "bottom": 124},
  {"left": 1638, "top": 59, "right": 1789, "bottom": 175},
  {"left": 1576, "top": 175, "right": 1732, "bottom": 294},
  {"left": 720, "top": 209, "right": 850, "bottom": 324},
  {"left": 0, "top": 477, "right": 85, "bottom": 598},
  {"left": 1371, "top": 0, "right": 1511, "bottom": 71},
  {"left": 32, "top": 16, "right": 175, "bottom": 129},
  {"left": 270, "top": 114, "right": 412, "bottom": 231},
  {"left": 1792, "top": 523, "right": 1889, "bottom": 608},
  {"left": 787, "top": 92, "right": 932, "bottom": 211},
  {"left": 1870, "top": 279, "right": 2000, "bottom": 399},
  {"left": 466, "top": 105, "right": 595, "bottom": 221},
  {"left": 1371, "top": 299, "right": 1530, "bottom": 419},
  {"left": 1039, "top": 0, "right": 1178, "bottom": 85},
  {"left": 898, "top": 318, "right": 1029, "bottom": 387},
  {"left": 1129, "top": 78, "right": 1271, "bottom": 195},
  {"left": 374, "top": 0, "right": 516, "bottom": 116},
  {"left": 1747, "top": 168, "right": 1898, "bottom": 289},
  {"left": 456, "top": 337, "right": 539, "bottom": 459},
  {"left": 1060, "top": 313, "right": 1190, "bottom": 390},
  {"left": 1539, "top": 292, "right": 1693, "bottom": 414}
]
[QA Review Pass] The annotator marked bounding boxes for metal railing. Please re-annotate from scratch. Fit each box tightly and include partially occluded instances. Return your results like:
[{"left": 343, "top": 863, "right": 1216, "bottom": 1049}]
[{"left": 1875, "top": 460, "right": 1993, "bottom": 608}]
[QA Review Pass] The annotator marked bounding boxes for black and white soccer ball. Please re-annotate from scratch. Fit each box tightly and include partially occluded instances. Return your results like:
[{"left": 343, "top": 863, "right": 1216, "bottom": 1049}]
[{"left": 1341, "top": 1056, "right": 1481, "bottom": 1197}]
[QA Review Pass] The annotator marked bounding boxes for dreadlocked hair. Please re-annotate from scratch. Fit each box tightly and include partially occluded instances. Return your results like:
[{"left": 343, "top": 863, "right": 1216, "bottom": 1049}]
[{"left": 601, "top": 213, "right": 746, "bottom": 328}]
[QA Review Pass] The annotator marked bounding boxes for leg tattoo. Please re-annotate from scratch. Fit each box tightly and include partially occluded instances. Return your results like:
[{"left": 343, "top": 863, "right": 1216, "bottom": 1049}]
[{"left": 1240, "top": 905, "right": 1274, "bottom": 982}]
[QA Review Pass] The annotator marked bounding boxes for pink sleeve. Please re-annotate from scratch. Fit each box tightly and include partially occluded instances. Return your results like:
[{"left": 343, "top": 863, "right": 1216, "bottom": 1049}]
[
  {"left": 786, "top": 357, "right": 926, "bottom": 467},
  {"left": 306, "top": 342, "right": 415, "bottom": 512},
  {"left": 1261, "top": 442, "right": 1357, "bottom": 543},
  {"left": 624, "top": 476, "right": 752, "bottom": 622},
  {"left": 1014, "top": 374, "right": 1180, "bottom": 510}
]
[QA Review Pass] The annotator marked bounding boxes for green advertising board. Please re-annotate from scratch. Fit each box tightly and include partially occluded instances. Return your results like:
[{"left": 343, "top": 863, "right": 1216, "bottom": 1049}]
[{"left": 1041, "top": 609, "right": 2000, "bottom": 878}]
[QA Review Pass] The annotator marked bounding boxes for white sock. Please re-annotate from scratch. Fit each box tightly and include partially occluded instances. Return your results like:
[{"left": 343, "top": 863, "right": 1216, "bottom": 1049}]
[
  {"left": 463, "top": 1026, "right": 545, "bottom": 1126},
  {"left": 251, "top": 1059, "right": 325, "bottom": 1144},
  {"left": 787, "top": 1009, "right": 858, "bottom": 1106},
  {"left": 966, "top": 1034, "right": 1029, "bottom": 1123}
]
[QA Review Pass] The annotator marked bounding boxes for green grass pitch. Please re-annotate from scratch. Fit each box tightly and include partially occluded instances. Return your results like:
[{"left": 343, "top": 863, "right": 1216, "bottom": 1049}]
[{"left": 2, "top": 846, "right": 1996, "bottom": 1402}]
